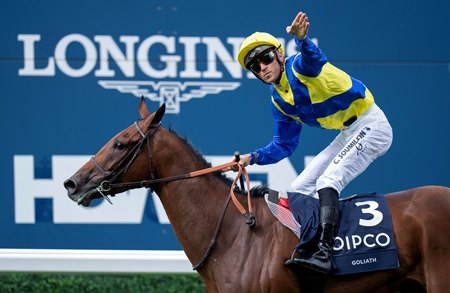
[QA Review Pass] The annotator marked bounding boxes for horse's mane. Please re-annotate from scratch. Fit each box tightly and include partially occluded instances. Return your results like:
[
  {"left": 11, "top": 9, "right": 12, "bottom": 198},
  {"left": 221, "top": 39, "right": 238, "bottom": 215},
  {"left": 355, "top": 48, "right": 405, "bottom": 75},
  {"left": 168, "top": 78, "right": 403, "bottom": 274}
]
[
  {"left": 168, "top": 128, "right": 268, "bottom": 199},
  {"left": 168, "top": 128, "right": 234, "bottom": 186},
  {"left": 249, "top": 186, "right": 272, "bottom": 198}
]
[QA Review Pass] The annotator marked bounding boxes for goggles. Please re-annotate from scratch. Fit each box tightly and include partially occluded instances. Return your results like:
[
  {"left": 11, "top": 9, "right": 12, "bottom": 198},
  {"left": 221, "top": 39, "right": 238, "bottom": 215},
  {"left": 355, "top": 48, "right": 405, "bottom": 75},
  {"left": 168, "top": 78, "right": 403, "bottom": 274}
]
[{"left": 247, "top": 49, "right": 277, "bottom": 73}]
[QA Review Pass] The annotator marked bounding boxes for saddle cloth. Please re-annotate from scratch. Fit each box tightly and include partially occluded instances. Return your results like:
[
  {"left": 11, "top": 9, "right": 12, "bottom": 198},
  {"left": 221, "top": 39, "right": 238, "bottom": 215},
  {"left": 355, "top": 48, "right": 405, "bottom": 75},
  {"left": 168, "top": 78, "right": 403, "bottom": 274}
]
[{"left": 265, "top": 191, "right": 400, "bottom": 275}]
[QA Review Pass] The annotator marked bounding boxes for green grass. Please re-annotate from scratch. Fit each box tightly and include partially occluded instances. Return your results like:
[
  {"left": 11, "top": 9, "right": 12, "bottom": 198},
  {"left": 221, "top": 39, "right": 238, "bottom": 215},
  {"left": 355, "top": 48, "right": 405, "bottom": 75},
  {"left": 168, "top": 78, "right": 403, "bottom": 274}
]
[{"left": 0, "top": 273, "right": 205, "bottom": 293}]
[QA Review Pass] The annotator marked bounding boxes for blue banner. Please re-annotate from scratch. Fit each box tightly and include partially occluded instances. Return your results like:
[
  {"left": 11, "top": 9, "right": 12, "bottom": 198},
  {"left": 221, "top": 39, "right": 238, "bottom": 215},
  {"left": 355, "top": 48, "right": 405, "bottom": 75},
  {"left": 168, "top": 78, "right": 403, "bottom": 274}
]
[{"left": 0, "top": 0, "right": 449, "bottom": 253}]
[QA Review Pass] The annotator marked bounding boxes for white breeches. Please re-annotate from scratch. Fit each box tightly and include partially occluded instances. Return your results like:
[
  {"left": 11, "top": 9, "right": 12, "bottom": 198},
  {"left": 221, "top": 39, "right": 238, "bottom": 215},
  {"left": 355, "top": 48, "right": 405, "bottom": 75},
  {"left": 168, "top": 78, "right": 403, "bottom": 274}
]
[{"left": 289, "top": 103, "right": 393, "bottom": 198}]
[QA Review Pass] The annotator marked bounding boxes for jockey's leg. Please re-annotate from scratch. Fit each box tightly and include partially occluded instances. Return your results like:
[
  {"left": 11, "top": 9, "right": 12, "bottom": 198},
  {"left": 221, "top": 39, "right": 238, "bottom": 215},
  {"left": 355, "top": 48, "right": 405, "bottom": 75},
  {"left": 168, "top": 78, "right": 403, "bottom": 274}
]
[
  {"left": 315, "top": 104, "right": 393, "bottom": 197},
  {"left": 285, "top": 187, "right": 339, "bottom": 274},
  {"left": 285, "top": 104, "right": 393, "bottom": 273},
  {"left": 294, "top": 187, "right": 339, "bottom": 274},
  {"left": 297, "top": 107, "right": 392, "bottom": 273},
  {"left": 289, "top": 135, "right": 345, "bottom": 197}
]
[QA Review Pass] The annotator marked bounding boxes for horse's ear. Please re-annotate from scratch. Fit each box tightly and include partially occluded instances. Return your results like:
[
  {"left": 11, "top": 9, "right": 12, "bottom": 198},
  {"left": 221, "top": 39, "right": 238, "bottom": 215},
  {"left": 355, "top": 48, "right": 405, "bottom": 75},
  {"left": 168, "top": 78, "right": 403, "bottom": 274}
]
[
  {"left": 141, "top": 98, "right": 165, "bottom": 127},
  {"left": 139, "top": 96, "right": 150, "bottom": 119},
  {"left": 152, "top": 103, "right": 166, "bottom": 125}
]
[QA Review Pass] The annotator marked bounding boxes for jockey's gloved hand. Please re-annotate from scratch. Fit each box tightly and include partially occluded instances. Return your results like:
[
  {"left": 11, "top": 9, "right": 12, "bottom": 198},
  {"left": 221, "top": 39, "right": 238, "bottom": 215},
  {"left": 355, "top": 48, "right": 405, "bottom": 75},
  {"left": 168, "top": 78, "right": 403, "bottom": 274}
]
[{"left": 230, "top": 154, "right": 252, "bottom": 172}]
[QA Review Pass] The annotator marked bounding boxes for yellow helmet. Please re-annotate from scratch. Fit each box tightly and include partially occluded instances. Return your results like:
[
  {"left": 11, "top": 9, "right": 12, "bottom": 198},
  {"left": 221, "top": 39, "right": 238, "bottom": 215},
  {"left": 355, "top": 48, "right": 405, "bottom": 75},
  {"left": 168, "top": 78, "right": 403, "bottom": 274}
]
[{"left": 238, "top": 32, "right": 284, "bottom": 69}]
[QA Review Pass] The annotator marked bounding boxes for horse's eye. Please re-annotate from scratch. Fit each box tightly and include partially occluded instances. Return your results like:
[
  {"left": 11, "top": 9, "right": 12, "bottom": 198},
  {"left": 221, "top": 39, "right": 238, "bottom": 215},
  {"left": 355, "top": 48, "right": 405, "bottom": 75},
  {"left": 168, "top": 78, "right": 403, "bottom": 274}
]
[{"left": 113, "top": 141, "right": 126, "bottom": 150}]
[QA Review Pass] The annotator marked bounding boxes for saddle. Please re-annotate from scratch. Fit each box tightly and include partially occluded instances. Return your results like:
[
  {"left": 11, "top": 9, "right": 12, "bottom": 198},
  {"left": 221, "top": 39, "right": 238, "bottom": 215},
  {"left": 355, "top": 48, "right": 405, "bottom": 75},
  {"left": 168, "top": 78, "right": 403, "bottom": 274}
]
[{"left": 264, "top": 189, "right": 400, "bottom": 275}]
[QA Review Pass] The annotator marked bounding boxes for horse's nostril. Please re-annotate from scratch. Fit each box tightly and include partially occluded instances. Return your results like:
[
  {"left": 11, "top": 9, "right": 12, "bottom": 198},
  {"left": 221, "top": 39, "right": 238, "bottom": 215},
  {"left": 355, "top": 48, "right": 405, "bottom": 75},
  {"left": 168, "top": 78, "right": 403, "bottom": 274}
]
[{"left": 64, "top": 178, "right": 77, "bottom": 194}]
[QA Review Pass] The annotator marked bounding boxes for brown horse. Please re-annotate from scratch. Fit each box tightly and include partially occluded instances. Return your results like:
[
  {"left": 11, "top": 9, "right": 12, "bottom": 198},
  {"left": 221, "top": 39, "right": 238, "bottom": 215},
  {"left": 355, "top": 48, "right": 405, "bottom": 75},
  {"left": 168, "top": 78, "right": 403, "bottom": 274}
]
[{"left": 64, "top": 99, "right": 450, "bottom": 292}]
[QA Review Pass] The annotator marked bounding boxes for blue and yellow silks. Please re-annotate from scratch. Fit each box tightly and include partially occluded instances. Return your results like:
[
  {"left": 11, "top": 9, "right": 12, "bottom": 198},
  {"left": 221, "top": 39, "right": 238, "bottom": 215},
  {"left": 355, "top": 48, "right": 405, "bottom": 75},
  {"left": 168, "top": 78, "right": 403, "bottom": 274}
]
[{"left": 253, "top": 37, "right": 374, "bottom": 165}]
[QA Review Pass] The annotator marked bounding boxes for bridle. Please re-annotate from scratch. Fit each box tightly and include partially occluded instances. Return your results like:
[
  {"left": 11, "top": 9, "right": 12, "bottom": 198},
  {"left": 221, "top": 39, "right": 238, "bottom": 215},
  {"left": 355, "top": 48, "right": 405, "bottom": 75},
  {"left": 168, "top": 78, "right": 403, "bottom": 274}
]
[
  {"left": 82, "top": 121, "right": 161, "bottom": 204},
  {"left": 86, "top": 120, "right": 255, "bottom": 270}
]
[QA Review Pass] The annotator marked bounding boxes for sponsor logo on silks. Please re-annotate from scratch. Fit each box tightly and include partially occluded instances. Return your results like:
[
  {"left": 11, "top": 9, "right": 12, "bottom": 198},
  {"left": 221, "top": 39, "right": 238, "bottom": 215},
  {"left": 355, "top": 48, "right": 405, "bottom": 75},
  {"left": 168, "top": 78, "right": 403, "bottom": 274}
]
[
  {"left": 16, "top": 34, "right": 305, "bottom": 114},
  {"left": 333, "top": 127, "right": 371, "bottom": 164}
]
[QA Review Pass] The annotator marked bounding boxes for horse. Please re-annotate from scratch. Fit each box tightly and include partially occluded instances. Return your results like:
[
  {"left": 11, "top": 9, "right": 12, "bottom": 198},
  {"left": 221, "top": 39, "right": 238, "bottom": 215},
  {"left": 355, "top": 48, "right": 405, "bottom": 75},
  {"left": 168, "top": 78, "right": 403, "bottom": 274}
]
[{"left": 64, "top": 98, "right": 450, "bottom": 292}]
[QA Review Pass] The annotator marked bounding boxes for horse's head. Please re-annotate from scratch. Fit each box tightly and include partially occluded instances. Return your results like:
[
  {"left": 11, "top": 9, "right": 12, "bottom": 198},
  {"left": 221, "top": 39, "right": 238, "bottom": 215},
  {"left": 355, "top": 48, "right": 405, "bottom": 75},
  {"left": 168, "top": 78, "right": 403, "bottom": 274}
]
[{"left": 64, "top": 98, "right": 165, "bottom": 207}]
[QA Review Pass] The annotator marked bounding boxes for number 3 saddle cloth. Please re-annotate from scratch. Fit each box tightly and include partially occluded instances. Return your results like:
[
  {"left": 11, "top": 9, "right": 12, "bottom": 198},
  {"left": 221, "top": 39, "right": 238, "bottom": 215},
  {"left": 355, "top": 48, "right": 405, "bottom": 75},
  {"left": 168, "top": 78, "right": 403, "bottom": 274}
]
[{"left": 265, "top": 190, "right": 400, "bottom": 275}]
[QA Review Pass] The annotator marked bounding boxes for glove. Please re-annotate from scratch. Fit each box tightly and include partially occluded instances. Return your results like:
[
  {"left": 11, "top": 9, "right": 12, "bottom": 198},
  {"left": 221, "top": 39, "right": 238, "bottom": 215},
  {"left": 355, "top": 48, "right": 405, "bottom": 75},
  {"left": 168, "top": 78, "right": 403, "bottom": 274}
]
[{"left": 230, "top": 153, "right": 252, "bottom": 171}]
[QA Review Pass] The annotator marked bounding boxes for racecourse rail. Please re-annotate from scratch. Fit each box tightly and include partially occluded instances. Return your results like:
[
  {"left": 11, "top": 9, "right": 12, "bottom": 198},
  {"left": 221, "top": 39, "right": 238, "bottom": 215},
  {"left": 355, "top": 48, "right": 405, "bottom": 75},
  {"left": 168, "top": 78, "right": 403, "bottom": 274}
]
[{"left": 0, "top": 249, "right": 192, "bottom": 273}]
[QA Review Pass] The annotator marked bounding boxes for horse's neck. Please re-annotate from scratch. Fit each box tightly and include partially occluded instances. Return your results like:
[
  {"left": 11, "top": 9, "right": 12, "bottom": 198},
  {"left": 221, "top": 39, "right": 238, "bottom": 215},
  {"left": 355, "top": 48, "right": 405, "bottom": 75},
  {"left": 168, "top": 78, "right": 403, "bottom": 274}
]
[{"left": 152, "top": 130, "right": 236, "bottom": 264}]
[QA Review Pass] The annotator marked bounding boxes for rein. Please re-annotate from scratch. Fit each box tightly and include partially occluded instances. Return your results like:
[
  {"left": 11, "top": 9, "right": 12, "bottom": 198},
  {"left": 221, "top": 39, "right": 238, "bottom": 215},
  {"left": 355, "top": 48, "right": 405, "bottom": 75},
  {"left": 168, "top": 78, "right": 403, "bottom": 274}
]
[
  {"left": 88, "top": 121, "right": 256, "bottom": 270},
  {"left": 110, "top": 160, "right": 255, "bottom": 221}
]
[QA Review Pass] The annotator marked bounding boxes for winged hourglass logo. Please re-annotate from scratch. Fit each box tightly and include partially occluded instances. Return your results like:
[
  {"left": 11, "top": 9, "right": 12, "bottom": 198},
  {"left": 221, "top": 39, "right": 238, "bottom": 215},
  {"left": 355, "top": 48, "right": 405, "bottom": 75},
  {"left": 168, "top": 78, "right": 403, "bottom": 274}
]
[{"left": 98, "top": 80, "right": 241, "bottom": 114}]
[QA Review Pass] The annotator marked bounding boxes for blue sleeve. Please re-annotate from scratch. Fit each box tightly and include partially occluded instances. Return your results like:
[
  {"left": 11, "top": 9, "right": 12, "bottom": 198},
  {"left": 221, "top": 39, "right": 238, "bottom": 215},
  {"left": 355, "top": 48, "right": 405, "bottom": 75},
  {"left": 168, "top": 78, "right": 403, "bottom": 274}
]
[
  {"left": 253, "top": 106, "right": 302, "bottom": 165},
  {"left": 293, "top": 36, "right": 328, "bottom": 77}
]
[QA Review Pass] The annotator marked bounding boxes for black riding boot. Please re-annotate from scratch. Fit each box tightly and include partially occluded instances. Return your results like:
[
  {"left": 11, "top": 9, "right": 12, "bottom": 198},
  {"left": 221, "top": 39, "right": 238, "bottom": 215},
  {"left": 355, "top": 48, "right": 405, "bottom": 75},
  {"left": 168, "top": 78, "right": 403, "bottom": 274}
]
[{"left": 285, "top": 188, "right": 340, "bottom": 274}]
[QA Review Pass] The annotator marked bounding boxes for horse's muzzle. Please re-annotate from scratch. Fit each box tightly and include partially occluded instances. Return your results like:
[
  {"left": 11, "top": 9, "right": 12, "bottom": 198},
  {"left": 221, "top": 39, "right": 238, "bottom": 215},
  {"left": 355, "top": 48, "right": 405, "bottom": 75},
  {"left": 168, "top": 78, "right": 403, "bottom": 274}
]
[
  {"left": 64, "top": 176, "right": 93, "bottom": 205},
  {"left": 63, "top": 177, "right": 78, "bottom": 196}
]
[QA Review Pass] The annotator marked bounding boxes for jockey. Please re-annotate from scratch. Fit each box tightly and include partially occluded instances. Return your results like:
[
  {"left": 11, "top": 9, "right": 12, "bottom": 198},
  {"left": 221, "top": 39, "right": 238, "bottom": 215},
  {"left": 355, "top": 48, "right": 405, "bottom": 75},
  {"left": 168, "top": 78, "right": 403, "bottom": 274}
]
[{"left": 236, "top": 11, "right": 393, "bottom": 274}]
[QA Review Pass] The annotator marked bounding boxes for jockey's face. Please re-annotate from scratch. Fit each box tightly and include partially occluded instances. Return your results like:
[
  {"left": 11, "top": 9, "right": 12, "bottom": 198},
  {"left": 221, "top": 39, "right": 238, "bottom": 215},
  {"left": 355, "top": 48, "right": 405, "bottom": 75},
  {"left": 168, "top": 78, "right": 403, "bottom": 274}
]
[
  {"left": 257, "top": 59, "right": 282, "bottom": 83},
  {"left": 251, "top": 50, "right": 283, "bottom": 84}
]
